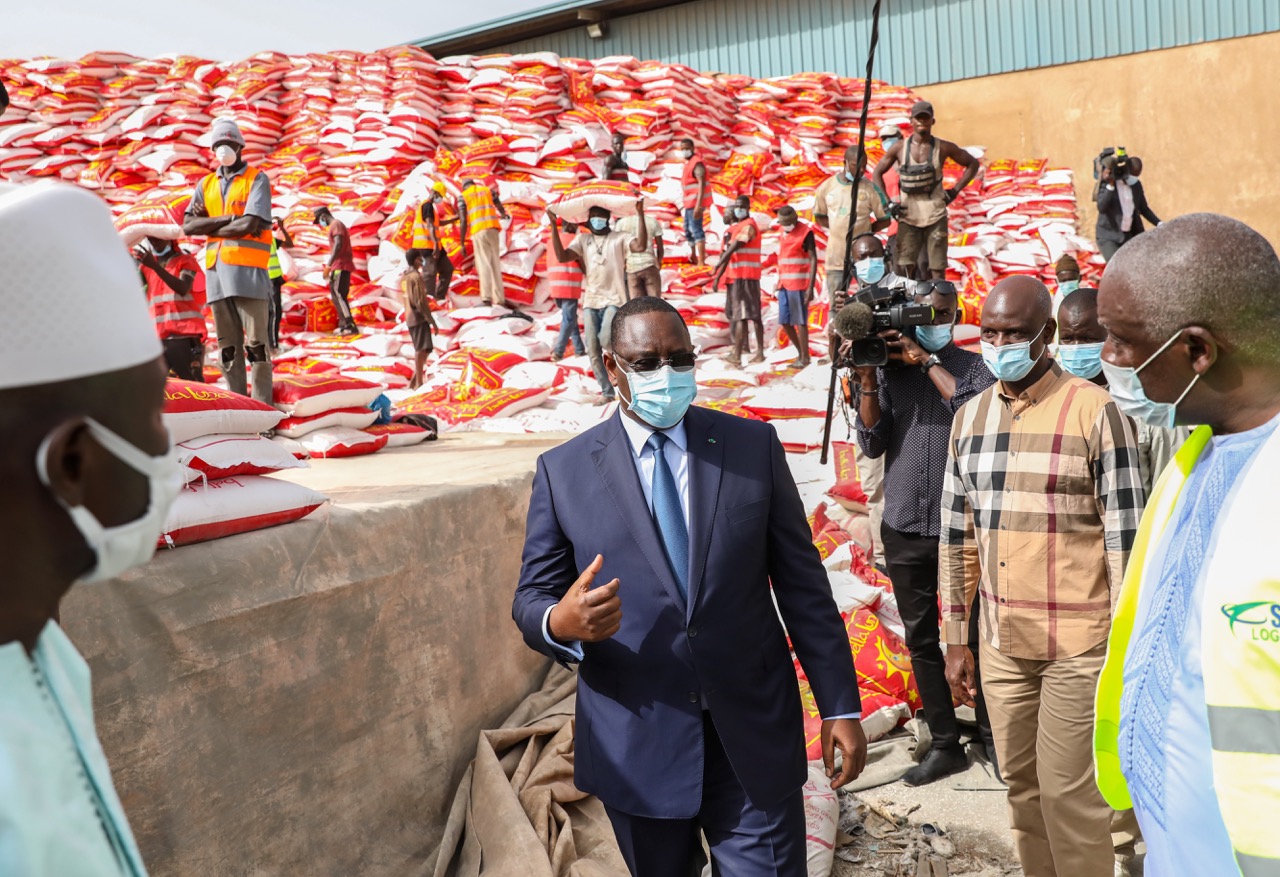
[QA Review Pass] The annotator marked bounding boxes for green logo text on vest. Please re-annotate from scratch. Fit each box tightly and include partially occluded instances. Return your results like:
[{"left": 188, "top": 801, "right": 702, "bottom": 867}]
[{"left": 1221, "top": 601, "right": 1280, "bottom": 644}]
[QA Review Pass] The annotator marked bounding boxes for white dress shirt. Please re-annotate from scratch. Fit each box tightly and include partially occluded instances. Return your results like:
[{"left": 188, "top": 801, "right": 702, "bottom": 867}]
[{"left": 1117, "top": 179, "right": 1135, "bottom": 233}]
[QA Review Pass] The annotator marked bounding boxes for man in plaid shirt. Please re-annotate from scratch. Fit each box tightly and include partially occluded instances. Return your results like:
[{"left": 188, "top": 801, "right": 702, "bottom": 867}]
[{"left": 940, "top": 276, "right": 1143, "bottom": 877}]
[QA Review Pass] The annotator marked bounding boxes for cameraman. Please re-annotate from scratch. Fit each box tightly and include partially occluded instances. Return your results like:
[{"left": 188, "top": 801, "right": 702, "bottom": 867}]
[
  {"left": 1096, "top": 153, "right": 1160, "bottom": 262},
  {"left": 833, "top": 234, "right": 915, "bottom": 565},
  {"left": 851, "top": 274, "right": 997, "bottom": 786}
]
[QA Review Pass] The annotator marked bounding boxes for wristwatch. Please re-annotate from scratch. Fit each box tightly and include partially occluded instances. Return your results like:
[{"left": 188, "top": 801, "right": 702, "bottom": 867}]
[{"left": 920, "top": 354, "right": 941, "bottom": 373}]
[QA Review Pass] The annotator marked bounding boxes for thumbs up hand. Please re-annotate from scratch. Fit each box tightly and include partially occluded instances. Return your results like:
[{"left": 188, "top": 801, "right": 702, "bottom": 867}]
[{"left": 548, "top": 554, "right": 622, "bottom": 643}]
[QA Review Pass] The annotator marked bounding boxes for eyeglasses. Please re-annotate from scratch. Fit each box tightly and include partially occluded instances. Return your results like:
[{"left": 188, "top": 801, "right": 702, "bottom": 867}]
[
  {"left": 917, "top": 280, "right": 957, "bottom": 296},
  {"left": 615, "top": 352, "right": 697, "bottom": 374}
]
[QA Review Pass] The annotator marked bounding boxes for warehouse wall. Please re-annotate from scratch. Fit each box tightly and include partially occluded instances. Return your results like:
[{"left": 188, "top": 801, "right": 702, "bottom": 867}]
[
  {"left": 914, "top": 30, "right": 1280, "bottom": 247},
  {"left": 463, "top": 0, "right": 1280, "bottom": 86}
]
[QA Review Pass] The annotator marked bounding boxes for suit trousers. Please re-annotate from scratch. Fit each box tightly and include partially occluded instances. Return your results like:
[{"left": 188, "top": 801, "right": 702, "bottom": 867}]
[
  {"left": 211, "top": 296, "right": 272, "bottom": 403},
  {"left": 1098, "top": 238, "right": 1122, "bottom": 263},
  {"left": 471, "top": 227, "right": 504, "bottom": 305},
  {"left": 605, "top": 714, "right": 806, "bottom": 877},
  {"left": 879, "top": 526, "right": 992, "bottom": 754},
  {"left": 980, "top": 639, "right": 1113, "bottom": 877}
]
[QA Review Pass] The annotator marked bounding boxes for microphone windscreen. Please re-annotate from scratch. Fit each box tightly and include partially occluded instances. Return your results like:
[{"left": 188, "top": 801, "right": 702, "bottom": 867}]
[{"left": 833, "top": 301, "right": 874, "bottom": 340}]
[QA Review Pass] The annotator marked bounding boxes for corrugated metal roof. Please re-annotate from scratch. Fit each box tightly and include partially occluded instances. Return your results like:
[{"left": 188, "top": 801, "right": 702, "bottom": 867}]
[
  {"left": 416, "top": 0, "right": 697, "bottom": 58},
  {"left": 421, "top": 0, "right": 1280, "bottom": 86}
]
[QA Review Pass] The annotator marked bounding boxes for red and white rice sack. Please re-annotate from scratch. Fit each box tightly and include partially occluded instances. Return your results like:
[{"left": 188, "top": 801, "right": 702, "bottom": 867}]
[
  {"left": 298, "top": 427, "right": 390, "bottom": 459},
  {"left": 176, "top": 433, "right": 308, "bottom": 482},
  {"left": 547, "top": 179, "right": 640, "bottom": 224},
  {"left": 272, "top": 374, "right": 384, "bottom": 418},
  {"left": 114, "top": 192, "right": 192, "bottom": 245},
  {"left": 160, "top": 475, "right": 327, "bottom": 548},
  {"left": 364, "top": 422, "right": 432, "bottom": 447},
  {"left": 163, "top": 379, "right": 284, "bottom": 444},
  {"left": 274, "top": 407, "right": 380, "bottom": 439}
]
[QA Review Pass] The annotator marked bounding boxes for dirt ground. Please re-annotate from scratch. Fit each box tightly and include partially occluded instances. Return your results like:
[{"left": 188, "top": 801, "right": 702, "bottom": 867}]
[{"left": 831, "top": 748, "right": 1021, "bottom": 877}]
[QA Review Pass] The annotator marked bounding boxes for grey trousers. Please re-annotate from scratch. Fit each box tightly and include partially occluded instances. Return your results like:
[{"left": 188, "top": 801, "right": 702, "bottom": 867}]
[{"left": 211, "top": 296, "right": 273, "bottom": 403}]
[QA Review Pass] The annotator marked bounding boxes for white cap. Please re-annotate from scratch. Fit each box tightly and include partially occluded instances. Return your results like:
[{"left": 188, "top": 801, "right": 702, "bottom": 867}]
[{"left": 0, "top": 182, "right": 162, "bottom": 390}]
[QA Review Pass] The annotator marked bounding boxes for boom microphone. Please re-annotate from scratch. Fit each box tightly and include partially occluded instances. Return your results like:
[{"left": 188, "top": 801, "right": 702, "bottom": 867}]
[{"left": 832, "top": 301, "right": 874, "bottom": 341}]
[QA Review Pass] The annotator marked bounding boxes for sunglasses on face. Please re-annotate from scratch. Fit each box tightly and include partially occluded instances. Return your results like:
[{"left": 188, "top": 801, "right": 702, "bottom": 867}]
[
  {"left": 616, "top": 352, "right": 697, "bottom": 374},
  {"left": 917, "top": 280, "right": 957, "bottom": 296}
]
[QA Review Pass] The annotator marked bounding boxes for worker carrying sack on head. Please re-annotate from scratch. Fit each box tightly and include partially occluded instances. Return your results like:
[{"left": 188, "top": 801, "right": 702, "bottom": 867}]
[{"left": 183, "top": 118, "right": 274, "bottom": 403}]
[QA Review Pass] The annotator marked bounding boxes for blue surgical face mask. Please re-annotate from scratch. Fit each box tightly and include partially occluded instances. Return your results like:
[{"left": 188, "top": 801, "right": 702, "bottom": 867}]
[
  {"left": 915, "top": 324, "right": 953, "bottom": 352},
  {"left": 1058, "top": 342, "right": 1105, "bottom": 379},
  {"left": 624, "top": 365, "right": 698, "bottom": 429},
  {"left": 1124, "top": 175, "right": 1138, "bottom": 186},
  {"left": 733, "top": 207, "right": 748, "bottom": 220},
  {"left": 589, "top": 216, "right": 610, "bottom": 233},
  {"left": 981, "top": 333, "right": 1046, "bottom": 382},
  {"left": 842, "top": 170, "right": 856, "bottom": 183},
  {"left": 1098, "top": 330, "right": 1202, "bottom": 429},
  {"left": 855, "top": 257, "right": 885, "bottom": 285},
  {"left": 883, "top": 136, "right": 901, "bottom": 151},
  {"left": 1058, "top": 279, "right": 1080, "bottom": 296}
]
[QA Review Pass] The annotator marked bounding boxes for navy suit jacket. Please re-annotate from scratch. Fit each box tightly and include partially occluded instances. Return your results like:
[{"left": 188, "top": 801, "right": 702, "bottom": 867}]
[{"left": 512, "top": 406, "right": 860, "bottom": 818}]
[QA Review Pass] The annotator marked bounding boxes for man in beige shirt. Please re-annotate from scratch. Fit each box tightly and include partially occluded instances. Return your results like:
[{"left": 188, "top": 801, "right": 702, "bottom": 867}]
[
  {"left": 940, "top": 277, "right": 1143, "bottom": 877},
  {"left": 814, "top": 145, "right": 891, "bottom": 296},
  {"left": 615, "top": 211, "right": 664, "bottom": 298}
]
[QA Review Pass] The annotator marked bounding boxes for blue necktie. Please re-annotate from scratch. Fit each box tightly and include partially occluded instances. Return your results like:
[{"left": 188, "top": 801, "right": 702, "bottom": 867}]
[{"left": 647, "top": 432, "right": 689, "bottom": 602}]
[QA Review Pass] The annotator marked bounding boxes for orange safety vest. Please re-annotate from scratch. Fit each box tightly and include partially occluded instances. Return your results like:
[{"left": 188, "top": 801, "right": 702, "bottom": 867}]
[
  {"left": 682, "top": 155, "right": 711, "bottom": 212},
  {"left": 199, "top": 166, "right": 273, "bottom": 271},
  {"left": 546, "top": 230, "right": 583, "bottom": 300},
  {"left": 144, "top": 251, "right": 206, "bottom": 339},
  {"left": 777, "top": 223, "right": 814, "bottom": 290},
  {"left": 725, "top": 218, "right": 762, "bottom": 282},
  {"left": 462, "top": 184, "right": 501, "bottom": 234},
  {"left": 412, "top": 200, "right": 442, "bottom": 249}
]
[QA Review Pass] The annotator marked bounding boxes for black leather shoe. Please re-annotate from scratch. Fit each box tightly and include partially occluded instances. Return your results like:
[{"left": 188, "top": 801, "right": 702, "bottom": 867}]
[{"left": 901, "top": 746, "right": 969, "bottom": 787}]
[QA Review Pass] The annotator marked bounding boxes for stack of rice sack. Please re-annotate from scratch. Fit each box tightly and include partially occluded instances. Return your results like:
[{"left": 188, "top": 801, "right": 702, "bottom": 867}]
[
  {"left": 161, "top": 379, "right": 327, "bottom": 547},
  {"left": 269, "top": 372, "right": 391, "bottom": 459},
  {"left": 1, "top": 48, "right": 1104, "bottom": 437}
]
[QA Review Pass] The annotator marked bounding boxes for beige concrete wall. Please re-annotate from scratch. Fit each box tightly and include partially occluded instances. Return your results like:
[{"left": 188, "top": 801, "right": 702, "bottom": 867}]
[{"left": 915, "top": 31, "right": 1280, "bottom": 247}]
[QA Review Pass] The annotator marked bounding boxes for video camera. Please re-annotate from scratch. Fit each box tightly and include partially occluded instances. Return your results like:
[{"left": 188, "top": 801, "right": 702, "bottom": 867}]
[
  {"left": 832, "top": 282, "right": 935, "bottom": 367},
  {"left": 1092, "top": 146, "right": 1128, "bottom": 196}
]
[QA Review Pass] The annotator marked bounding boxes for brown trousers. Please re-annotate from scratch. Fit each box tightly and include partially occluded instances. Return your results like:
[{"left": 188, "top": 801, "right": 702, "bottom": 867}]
[{"left": 980, "top": 639, "right": 1115, "bottom": 877}]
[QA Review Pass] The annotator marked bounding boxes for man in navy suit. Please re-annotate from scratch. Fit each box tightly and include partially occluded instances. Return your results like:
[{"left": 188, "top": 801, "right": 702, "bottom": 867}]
[{"left": 513, "top": 296, "right": 866, "bottom": 876}]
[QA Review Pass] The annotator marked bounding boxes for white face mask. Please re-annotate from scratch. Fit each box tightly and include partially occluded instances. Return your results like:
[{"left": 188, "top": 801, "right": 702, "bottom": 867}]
[
  {"left": 37, "top": 419, "right": 183, "bottom": 584},
  {"left": 215, "top": 144, "right": 238, "bottom": 167}
]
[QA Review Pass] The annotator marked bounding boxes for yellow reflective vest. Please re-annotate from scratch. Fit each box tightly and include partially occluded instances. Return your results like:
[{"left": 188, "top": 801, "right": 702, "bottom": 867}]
[{"left": 1095, "top": 422, "right": 1280, "bottom": 876}]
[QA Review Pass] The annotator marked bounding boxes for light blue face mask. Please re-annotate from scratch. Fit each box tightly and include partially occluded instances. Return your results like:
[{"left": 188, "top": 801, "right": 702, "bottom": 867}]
[
  {"left": 1058, "top": 279, "right": 1081, "bottom": 297},
  {"left": 1058, "top": 342, "right": 1105, "bottom": 379},
  {"left": 589, "top": 216, "right": 610, "bottom": 233},
  {"left": 855, "top": 257, "right": 885, "bottom": 285},
  {"left": 733, "top": 207, "right": 749, "bottom": 220},
  {"left": 1098, "top": 329, "right": 1201, "bottom": 429},
  {"left": 625, "top": 365, "right": 698, "bottom": 429},
  {"left": 981, "top": 334, "right": 1045, "bottom": 382},
  {"left": 915, "top": 324, "right": 953, "bottom": 352}
]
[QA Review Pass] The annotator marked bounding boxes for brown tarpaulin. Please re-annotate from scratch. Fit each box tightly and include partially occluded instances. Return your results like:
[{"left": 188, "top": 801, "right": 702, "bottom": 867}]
[{"left": 433, "top": 664, "right": 628, "bottom": 877}]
